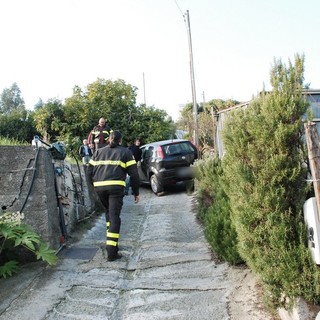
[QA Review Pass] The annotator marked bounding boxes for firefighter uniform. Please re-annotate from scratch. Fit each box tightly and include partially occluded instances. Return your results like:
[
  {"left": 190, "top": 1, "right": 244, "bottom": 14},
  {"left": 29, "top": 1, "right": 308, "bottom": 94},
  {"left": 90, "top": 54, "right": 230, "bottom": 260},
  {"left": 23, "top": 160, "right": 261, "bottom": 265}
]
[
  {"left": 89, "top": 124, "right": 113, "bottom": 149},
  {"left": 87, "top": 137, "right": 139, "bottom": 260}
]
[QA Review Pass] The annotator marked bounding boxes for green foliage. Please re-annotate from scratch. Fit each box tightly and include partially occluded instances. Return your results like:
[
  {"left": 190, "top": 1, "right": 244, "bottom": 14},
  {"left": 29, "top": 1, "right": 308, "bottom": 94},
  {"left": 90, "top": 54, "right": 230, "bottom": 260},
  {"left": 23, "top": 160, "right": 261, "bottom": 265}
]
[
  {"left": 207, "top": 98, "right": 241, "bottom": 112},
  {"left": 0, "top": 82, "right": 25, "bottom": 115},
  {"left": 0, "top": 212, "right": 58, "bottom": 278},
  {"left": 195, "top": 157, "right": 243, "bottom": 264},
  {"left": 195, "top": 157, "right": 218, "bottom": 219},
  {"left": 177, "top": 98, "right": 242, "bottom": 149},
  {"left": 221, "top": 54, "right": 320, "bottom": 308},
  {"left": 0, "top": 109, "right": 36, "bottom": 143},
  {"left": 32, "top": 98, "right": 65, "bottom": 142},
  {"left": 0, "top": 83, "right": 37, "bottom": 143},
  {"left": 132, "top": 105, "right": 175, "bottom": 144},
  {"left": 0, "top": 137, "right": 29, "bottom": 146},
  {"left": 0, "top": 79, "right": 175, "bottom": 153},
  {"left": 61, "top": 78, "right": 174, "bottom": 153},
  {"left": 0, "top": 260, "right": 19, "bottom": 278}
]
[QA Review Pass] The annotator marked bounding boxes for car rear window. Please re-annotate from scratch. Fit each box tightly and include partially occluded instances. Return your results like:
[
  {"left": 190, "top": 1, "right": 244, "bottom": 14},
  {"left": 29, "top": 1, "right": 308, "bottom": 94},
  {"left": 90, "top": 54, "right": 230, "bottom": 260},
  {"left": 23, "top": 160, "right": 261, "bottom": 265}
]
[
  {"left": 163, "top": 142, "right": 195, "bottom": 156},
  {"left": 143, "top": 146, "right": 153, "bottom": 158}
]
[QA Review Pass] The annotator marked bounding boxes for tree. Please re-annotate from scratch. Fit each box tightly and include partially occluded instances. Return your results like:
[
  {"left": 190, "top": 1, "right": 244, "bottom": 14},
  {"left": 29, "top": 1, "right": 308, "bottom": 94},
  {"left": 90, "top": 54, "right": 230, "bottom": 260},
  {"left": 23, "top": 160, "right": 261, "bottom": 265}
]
[
  {"left": 0, "top": 109, "right": 36, "bottom": 143},
  {"left": 177, "top": 99, "right": 242, "bottom": 150},
  {"left": 0, "top": 83, "right": 35, "bottom": 142},
  {"left": 207, "top": 98, "right": 240, "bottom": 113},
  {"left": 34, "top": 98, "right": 44, "bottom": 110},
  {"left": 60, "top": 79, "right": 139, "bottom": 151},
  {"left": 62, "top": 78, "right": 174, "bottom": 154},
  {"left": 10, "top": 78, "right": 174, "bottom": 152},
  {"left": 130, "top": 105, "right": 175, "bottom": 144},
  {"left": 85, "top": 78, "right": 139, "bottom": 137},
  {"left": 222, "top": 54, "right": 320, "bottom": 308},
  {"left": 0, "top": 83, "right": 25, "bottom": 115},
  {"left": 32, "top": 99, "right": 65, "bottom": 143},
  {"left": 177, "top": 103, "right": 195, "bottom": 141}
]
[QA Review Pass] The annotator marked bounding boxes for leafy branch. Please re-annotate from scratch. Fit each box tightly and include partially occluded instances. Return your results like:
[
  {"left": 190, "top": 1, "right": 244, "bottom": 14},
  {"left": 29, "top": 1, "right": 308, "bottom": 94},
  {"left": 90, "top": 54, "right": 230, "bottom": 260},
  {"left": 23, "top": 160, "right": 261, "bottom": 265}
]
[{"left": 0, "top": 212, "right": 58, "bottom": 278}]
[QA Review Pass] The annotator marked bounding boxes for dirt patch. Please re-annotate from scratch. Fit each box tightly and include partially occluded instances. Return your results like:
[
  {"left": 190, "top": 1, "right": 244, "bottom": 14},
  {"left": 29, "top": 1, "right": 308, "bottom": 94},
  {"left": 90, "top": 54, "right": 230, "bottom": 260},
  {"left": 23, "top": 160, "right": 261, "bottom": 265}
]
[{"left": 228, "top": 266, "right": 280, "bottom": 320}]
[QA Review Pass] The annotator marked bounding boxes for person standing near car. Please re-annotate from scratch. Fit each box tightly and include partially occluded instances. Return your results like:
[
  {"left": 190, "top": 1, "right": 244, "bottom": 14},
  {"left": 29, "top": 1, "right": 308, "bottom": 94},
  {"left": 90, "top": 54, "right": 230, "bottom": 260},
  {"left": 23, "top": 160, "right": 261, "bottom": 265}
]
[
  {"left": 125, "top": 137, "right": 142, "bottom": 195},
  {"left": 79, "top": 139, "right": 92, "bottom": 165},
  {"left": 87, "top": 130, "right": 140, "bottom": 261},
  {"left": 88, "top": 117, "right": 113, "bottom": 151}
]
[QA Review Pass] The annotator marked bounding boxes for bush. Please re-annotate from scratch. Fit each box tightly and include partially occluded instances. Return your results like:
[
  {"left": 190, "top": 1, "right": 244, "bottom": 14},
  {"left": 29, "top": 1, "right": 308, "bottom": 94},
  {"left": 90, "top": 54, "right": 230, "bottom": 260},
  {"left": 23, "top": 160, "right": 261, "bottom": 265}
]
[
  {"left": 221, "top": 54, "right": 320, "bottom": 309},
  {"left": 0, "top": 137, "right": 29, "bottom": 146},
  {"left": 195, "top": 157, "right": 243, "bottom": 265},
  {"left": 0, "top": 212, "right": 58, "bottom": 278}
]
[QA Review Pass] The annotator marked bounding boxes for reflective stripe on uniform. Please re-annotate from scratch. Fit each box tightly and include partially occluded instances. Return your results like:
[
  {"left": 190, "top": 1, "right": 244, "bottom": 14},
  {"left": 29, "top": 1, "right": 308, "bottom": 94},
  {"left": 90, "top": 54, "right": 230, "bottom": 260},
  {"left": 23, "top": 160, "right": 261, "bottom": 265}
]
[
  {"left": 90, "top": 160, "right": 124, "bottom": 167},
  {"left": 106, "top": 240, "right": 118, "bottom": 247},
  {"left": 89, "top": 159, "right": 136, "bottom": 168},
  {"left": 92, "top": 130, "right": 111, "bottom": 135},
  {"left": 126, "top": 159, "right": 136, "bottom": 167},
  {"left": 106, "top": 221, "right": 110, "bottom": 236},
  {"left": 108, "top": 232, "right": 119, "bottom": 239},
  {"left": 93, "top": 180, "right": 126, "bottom": 187}
]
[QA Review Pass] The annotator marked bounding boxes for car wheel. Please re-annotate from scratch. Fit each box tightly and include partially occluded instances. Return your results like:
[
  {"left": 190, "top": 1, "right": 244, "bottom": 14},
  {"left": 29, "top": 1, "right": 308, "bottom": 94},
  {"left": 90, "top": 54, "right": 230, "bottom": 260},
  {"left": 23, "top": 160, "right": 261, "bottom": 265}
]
[
  {"left": 186, "top": 179, "right": 195, "bottom": 193},
  {"left": 150, "top": 175, "right": 163, "bottom": 194}
]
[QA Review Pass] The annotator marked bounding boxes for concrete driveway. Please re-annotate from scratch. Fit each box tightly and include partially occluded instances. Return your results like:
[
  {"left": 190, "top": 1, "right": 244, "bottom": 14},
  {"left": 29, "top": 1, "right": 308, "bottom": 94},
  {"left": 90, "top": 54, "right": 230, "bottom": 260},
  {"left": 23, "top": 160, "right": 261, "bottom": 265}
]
[{"left": 0, "top": 187, "right": 275, "bottom": 320}]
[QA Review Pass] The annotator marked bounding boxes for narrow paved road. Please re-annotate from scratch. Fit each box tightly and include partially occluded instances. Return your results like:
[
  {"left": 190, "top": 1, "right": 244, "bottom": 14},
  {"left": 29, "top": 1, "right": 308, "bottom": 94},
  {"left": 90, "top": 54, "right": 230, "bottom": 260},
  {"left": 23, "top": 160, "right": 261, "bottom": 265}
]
[{"left": 0, "top": 187, "right": 276, "bottom": 320}]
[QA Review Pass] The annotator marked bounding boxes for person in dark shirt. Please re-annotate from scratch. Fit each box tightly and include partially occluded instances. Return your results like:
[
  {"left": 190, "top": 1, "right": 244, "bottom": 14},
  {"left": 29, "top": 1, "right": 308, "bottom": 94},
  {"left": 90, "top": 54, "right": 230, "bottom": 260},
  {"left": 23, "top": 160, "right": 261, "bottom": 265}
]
[
  {"left": 79, "top": 139, "right": 93, "bottom": 165},
  {"left": 125, "top": 138, "right": 142, "bottom": 195}
]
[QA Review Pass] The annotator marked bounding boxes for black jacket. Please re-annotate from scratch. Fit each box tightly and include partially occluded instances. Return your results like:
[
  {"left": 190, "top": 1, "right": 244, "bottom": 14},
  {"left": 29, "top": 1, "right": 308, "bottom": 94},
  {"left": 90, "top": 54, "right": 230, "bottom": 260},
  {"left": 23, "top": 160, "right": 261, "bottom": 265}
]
[
  {"left": 79, "top": 145, "right": 93, "bottom": 157},
  {"left": 128, "top": 144, "right": 142, "bottom": 162},
  {"left": 87, "top": 144, "right": 140, "bottom": 196}
]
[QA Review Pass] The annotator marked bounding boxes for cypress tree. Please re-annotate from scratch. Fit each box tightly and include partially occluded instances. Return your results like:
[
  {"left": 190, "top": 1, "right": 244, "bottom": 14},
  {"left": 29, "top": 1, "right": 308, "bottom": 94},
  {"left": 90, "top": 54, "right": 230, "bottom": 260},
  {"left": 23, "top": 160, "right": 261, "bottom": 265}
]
[{"left": 222, "top": 54, "right": 320, "bottom": 309}]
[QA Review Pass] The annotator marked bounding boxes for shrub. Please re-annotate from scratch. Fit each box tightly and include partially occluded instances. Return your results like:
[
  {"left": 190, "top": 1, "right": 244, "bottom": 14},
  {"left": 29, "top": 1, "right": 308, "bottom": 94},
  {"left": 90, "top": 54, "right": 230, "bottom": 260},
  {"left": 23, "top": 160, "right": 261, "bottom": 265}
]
[
  {"left": 222, "top": 54, "right": 320, "bottom": 309},
  {"left": 0, "top": 137, "right": 28, "bottom": 146},
  {"left": 195, "top": 157, "right": 243, "bottom": 264},
  {"left": 0, "top": 211, "right": 58, "bottom": 278}
]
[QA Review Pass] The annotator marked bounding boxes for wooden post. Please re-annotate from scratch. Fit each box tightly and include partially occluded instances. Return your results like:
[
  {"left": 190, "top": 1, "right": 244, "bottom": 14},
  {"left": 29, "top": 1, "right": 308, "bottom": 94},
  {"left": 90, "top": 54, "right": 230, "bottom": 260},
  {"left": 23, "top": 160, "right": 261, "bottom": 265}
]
[{"left": 304, "top": 122, "right": 320, "bottom": 221}]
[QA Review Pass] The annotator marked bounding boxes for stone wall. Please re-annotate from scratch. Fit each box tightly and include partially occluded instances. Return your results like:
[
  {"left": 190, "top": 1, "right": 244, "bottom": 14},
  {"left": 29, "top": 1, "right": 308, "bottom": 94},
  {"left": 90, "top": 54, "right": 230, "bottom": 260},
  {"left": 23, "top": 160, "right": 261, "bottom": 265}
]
[{"left": 0, "top": 146, "right": 95, "bottom": 250}]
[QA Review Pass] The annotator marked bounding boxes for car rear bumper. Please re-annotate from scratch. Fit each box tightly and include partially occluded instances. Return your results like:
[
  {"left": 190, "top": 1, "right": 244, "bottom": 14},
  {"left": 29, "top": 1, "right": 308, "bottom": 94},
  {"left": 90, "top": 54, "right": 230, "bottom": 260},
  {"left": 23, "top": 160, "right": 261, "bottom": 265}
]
[{"left": 158, "top": 167, "right": 194, "bottom": 185}]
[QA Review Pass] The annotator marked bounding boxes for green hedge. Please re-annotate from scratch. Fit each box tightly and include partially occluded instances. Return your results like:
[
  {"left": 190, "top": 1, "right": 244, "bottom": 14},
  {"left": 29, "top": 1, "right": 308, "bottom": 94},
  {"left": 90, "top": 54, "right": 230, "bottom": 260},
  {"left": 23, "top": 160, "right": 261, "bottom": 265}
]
[
  {"left": 195, "top": 157, "right": 243, "bottom": 265},
  {"left": 195, "top": 54, "right": 320, "bottom": 310}
]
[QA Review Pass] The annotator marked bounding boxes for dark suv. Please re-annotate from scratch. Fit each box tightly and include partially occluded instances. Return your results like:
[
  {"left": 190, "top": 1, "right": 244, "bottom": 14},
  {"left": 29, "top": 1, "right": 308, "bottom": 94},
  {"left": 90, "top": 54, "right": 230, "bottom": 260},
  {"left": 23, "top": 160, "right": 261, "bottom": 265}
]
[{"left": 138, "top": 139, "right": 198, "bottom": 195}]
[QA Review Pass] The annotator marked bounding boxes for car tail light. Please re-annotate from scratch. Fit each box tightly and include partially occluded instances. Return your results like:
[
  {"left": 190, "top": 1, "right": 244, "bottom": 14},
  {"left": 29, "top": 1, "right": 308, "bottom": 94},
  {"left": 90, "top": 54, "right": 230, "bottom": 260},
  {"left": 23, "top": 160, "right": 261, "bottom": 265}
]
[{"left": 156, "top": 146, "right": 164, "bottom": 159}]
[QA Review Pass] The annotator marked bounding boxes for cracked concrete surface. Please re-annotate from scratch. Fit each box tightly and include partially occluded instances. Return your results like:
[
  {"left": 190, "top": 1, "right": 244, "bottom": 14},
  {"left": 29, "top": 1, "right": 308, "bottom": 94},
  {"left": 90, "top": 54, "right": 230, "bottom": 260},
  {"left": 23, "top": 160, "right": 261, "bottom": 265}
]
[{"left": 0, "top": 187, "right": 277, "bottom": 320}]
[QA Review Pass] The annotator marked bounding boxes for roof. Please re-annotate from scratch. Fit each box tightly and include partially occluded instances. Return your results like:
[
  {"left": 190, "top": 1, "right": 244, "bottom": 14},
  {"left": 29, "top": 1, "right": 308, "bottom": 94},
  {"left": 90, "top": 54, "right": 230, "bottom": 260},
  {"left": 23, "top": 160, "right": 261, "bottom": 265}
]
[
  {"left": 216, "top": 89, "right": 320, "bottom": 115},
  {"left": 216, "top": 101, "right": 250, "bottom": 115}
]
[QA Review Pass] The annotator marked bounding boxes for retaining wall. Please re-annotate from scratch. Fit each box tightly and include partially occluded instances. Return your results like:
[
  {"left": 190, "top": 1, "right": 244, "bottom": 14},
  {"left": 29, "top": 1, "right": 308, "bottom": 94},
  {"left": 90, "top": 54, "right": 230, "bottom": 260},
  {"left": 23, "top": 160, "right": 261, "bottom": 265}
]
[{"left": 0, "top": 146, "right": 95, "bottom": 250}]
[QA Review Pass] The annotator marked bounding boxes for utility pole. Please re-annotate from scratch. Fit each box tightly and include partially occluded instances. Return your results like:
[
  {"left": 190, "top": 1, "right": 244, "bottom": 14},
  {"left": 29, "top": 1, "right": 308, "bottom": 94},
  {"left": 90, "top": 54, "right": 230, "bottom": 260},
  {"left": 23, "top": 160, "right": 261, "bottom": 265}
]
[
  {"left": 202, "top": 91, "right": 206, "bottom": 109},
  {"left": 185, "top": 10, "right": 199, "bottom": 150},
  {"left": 143, "top": 72, "right": 146, "bottom": 105}
]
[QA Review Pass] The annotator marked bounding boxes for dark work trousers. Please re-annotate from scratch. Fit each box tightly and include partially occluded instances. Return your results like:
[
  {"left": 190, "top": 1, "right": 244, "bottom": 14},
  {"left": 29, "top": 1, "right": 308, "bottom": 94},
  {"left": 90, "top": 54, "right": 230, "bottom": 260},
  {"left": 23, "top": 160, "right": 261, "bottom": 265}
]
[{"left": 96, "top": 188, "right": 124, "bottom": 258}]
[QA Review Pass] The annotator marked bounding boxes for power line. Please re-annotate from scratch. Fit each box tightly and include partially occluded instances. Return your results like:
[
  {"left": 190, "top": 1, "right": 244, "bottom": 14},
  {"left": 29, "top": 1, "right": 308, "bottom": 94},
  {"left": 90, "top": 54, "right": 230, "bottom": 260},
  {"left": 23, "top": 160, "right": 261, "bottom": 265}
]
[{"left": 173, "top": 0, "right": 184, "bottom": 17}]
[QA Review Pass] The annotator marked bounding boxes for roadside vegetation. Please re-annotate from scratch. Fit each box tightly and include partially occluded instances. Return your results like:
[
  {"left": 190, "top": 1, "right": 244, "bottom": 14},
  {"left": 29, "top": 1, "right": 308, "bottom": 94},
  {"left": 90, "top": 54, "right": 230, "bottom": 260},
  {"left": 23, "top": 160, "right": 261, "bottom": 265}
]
[
  {"left": 0, "top": 137, "right": 28, "bottom": 146},
  {"left": 0, "top": 212, "right": 58, "bottom": 278},
  {"left": 2, "top": 53, "right": 319, "bottom": 312},
  {"left": 195, "top": 54, "right": 320, "bottom": 311},
  {"left": 0, "top": 78, "right": 175, "bottom": 157},
  {"left": 0, "top": 136, "right": 58, "bottom": 278}
]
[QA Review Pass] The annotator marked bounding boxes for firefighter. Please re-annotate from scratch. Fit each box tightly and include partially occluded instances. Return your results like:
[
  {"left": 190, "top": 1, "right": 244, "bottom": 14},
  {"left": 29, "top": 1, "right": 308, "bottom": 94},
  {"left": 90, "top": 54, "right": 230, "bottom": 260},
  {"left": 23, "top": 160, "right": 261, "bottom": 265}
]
[
  {"left": 88, "top": 117, "right": 113, "bottom": 151},
  {"left": 87, "top": 130, "right": 140, "bottom": 261}
]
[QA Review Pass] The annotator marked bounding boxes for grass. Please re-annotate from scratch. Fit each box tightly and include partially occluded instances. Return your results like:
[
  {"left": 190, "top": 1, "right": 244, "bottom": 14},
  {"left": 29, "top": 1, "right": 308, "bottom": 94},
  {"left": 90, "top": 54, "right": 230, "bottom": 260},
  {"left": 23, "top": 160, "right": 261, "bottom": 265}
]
[{"left": 0, "top": 137, "right": 29, "bottom": 146}]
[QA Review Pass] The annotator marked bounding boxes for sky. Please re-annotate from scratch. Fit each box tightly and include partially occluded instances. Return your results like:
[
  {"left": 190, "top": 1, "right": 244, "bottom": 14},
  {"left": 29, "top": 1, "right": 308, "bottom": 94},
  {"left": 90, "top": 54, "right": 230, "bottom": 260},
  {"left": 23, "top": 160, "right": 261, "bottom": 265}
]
[{"left": 0, "top": 0, "right": 319, "bottom": 121}]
